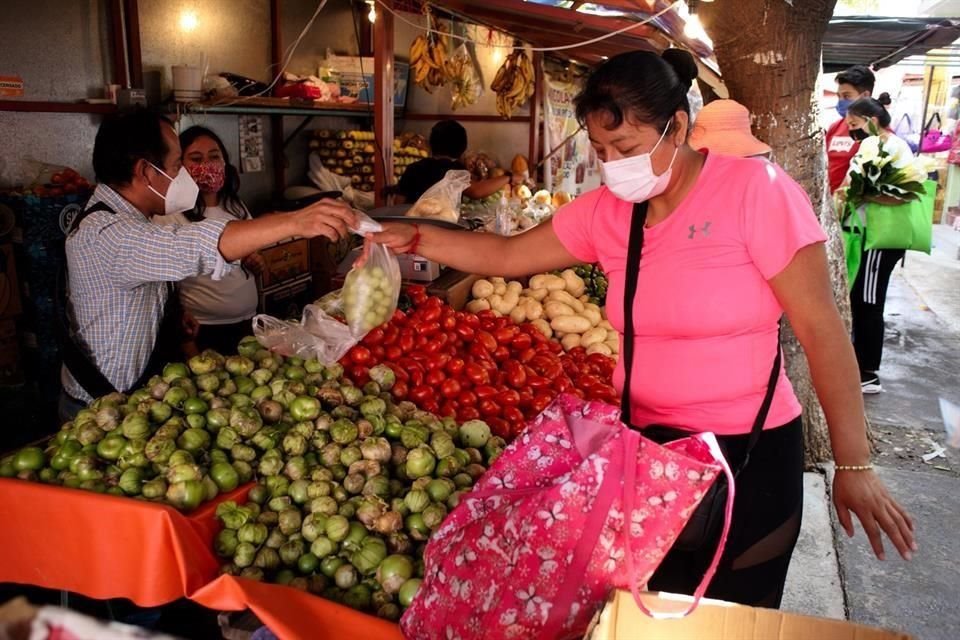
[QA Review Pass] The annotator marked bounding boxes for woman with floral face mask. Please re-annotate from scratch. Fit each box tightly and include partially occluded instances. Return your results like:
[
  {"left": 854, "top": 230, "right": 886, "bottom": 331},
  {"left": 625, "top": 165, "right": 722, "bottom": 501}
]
[
  {"left": 155, "top": 126, "right": 264, "bottom": 356},
  {"left": 368, "top": 49, "right": 915, "bottom": 608}
]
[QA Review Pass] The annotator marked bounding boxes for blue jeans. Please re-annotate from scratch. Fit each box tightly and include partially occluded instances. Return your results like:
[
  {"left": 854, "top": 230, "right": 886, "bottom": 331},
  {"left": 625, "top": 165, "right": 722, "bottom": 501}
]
[{"left": 58, "top": 390, "right": 87, "bottom": 425}]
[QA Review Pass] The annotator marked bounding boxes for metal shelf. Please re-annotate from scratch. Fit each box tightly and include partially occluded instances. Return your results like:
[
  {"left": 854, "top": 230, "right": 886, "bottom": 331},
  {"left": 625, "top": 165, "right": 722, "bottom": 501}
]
[
  {"left": 170, "top": 97, "right": 381, "bottom": 119},
  {"left": 0, "top": 100, "right": 117, "bottom": 114}
]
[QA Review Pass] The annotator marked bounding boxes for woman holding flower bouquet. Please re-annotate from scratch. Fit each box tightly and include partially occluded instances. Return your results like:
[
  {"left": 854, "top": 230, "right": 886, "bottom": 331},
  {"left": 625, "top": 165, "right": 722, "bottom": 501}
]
[{"left": 844, "top": 95, "right": 922, "bottom": 394}]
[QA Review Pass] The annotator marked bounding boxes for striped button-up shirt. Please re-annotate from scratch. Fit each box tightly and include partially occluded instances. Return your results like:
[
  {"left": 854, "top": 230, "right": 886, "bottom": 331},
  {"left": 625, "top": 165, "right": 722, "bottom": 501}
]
[{"left": 62, "top": 184, "right": 235, "bottom": 403}]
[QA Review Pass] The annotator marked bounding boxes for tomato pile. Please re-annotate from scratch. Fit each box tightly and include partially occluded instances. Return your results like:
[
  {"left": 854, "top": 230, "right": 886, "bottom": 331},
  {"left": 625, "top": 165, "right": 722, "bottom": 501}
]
[{"left": 341, "top": 287, "right": 618, "bottom": 439}]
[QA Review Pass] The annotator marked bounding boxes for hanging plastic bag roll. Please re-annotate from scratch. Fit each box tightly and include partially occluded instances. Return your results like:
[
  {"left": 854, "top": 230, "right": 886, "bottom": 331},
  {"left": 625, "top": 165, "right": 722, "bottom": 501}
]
[{"left": 252, "top": 210, "right": 401, "bottom": 364}]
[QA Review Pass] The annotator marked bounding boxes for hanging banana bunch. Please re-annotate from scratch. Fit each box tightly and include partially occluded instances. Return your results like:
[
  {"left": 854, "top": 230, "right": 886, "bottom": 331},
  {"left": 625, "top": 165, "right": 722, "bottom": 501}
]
[
  {"left": 409, "top": 9, "right": 449, "bottom": 94},
  {"left": 491, "top": 44, "right": 535, "bottom": 119}
]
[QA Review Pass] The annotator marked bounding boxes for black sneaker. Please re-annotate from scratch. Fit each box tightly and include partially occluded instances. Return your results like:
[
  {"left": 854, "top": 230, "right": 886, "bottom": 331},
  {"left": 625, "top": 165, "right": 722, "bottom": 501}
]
[{"left": 860, "top": 372, "right": 882, "bottom": 394}]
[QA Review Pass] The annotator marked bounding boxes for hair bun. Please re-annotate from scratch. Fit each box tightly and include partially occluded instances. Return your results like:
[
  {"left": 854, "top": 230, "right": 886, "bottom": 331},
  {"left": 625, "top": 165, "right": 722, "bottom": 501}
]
[
  {"left": 661, "top": 49, "right": 698, "bottom": 88},
  {"left": 877, "top": 92, "right": 892, "bottom": 107}
]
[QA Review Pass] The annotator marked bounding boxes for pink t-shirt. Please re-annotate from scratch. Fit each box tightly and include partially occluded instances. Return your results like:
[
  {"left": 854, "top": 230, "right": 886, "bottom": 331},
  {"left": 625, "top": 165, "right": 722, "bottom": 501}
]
[{"left": 552, "top": 153, "right": 828, "bottom": 435}]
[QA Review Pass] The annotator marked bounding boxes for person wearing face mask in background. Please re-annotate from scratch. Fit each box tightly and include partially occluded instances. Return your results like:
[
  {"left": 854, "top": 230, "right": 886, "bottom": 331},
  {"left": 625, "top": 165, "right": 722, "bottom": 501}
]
[
  {"left": 843, "top": 94, "right": 913, "bottom": 394},
  {"left": 60, "top": 109, "right": 357, "bottom": 422},
  {"left": 366, "top": 49, "right": 916, "bottom": 607},
  {"left": 154, "top": 126, "right": 264, "bottom": 357},
  {"left": 827, "top": 65, "right": 876, "bottom": 193}
]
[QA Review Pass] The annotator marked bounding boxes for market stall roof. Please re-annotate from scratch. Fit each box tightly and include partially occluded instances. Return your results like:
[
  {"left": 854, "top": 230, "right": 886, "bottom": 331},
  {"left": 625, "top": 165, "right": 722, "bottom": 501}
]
[{"left": 822, "top": 16, "right": 960, "bottom": 72}]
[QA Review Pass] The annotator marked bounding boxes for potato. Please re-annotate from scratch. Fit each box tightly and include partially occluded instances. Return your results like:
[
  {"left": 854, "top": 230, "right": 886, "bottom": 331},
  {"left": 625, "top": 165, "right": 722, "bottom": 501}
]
[
  {"left": 523, "top": 299, "right": 544, "bottom": 321},
  {"left": 490, "top": 277, "right": 506, "bottom": 285},
  {"left": 551, "top": 315, "right": 592, "bottom": 334},
  {"left": 493, "top": 292, "right": 519, "bottom": 315},
  {"left": 548, "top": 290, "right": 584, "bottom": 313},
  {"left": 544, "top": 274, "right": 566, "bottom": 292},
  {"left": 604, "top": 339, "right": 620, "bottom": 354},
  {"left": 510, "top": 305, "right": 527, "bottom": 324},
  {"left": 472, "top": 279, "right": 494, "bottom": 299},
  {"left": 506, "top": 281, "right": 523, "bottom": 295},
  {"left": 529, "top": 274, "right": 547, "bottom": 290},
  {"left": 598, "top": 319, "right": 613, "bottom": 331},
  {"left": 586, "top": 343, "right": 613, "bottom": 356},
  {"left": 561, "top": 334, "right": 582, "bottom": 351},
  {"left": 530, "top": 319, "right": 553, "bottom": 339},
  {"left": 606, "top": 330, "right": 619, "bottom": 342},
  {"left": 465, "top": 299, "right": 490, "bottom": 314},
  {"left": 579, "top": 294, "right": 591, "bottom": 303},
  {"left": 524, "top": 288, "right": 549, "bottom": 302},
  {"left": 561, "top": 269, "right": 586, "bottom": 296},
  {"left": 581, "top": 327, "right": 607, "bottom": 348},
  {"left": 493, "top": 282, "right": 507, "bottom": 296},
  {"left": 580, "top": 306, "right": 602, "bottom": 327},
  {"left": 544, "top": 301, "right": 575, "bottom": 320}
]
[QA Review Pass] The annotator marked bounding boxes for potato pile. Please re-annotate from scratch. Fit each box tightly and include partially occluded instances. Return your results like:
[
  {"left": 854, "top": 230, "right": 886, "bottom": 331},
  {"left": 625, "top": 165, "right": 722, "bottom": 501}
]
[{"left": 466, "top": 271, "right": 619, "bottom": 358}]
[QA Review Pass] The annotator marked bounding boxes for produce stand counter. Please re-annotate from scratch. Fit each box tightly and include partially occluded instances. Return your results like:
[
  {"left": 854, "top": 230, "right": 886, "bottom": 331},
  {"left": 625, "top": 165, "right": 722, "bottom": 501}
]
[
  {"left": 333, "top": 269, "right": 481, "bottom": 312},
  {"left": 0, "top": 477, "right": 404, "bottom": 639}
]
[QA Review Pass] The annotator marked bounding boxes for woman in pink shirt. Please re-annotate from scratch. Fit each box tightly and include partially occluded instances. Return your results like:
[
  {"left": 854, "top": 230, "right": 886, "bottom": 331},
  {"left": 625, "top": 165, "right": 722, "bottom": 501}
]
[{"left": 370, "top": 49, "right": 914, "bottom": 607}]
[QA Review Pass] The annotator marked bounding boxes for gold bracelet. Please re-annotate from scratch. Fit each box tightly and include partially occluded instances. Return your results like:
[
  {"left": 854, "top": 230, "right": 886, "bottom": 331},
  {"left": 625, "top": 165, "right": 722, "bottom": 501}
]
[{"left": 835, "top": 464, "right": 874, "bottom": 471}]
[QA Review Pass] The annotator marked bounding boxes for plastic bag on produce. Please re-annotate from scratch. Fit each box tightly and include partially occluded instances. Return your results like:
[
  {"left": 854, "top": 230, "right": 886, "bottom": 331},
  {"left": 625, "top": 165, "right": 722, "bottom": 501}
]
[
  {"left": 253, "top": 211, "right": 400, "bottom": 364},
  {"left": 406, "top": 170, "right": 471, "bottom": 222},
  {"left": 400, "top": 394, "right": 732, "bottom": 640},
  {"left": 448, "top": 44, "right": 483, "bottom": 110},
  {"left": 308, "top": 152, "right": 374, "bottom": 210}
]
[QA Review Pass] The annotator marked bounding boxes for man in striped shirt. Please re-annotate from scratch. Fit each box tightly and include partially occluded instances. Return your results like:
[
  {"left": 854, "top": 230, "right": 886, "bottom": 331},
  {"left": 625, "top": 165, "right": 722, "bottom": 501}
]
[{"left": 60, "top": 109, "right": 356, "bottom": 420}]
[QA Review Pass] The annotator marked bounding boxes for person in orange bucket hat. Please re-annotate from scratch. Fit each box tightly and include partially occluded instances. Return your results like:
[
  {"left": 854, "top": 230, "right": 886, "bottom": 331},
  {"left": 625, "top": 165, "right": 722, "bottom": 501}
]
[{"left": 689, "top": 99, "right": 772, "bottom": 159}]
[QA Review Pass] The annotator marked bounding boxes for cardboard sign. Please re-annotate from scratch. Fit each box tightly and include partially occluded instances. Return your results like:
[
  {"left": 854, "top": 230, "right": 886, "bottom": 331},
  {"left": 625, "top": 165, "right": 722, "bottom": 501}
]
[{"left": 0, "top": 75, "right": 24, "bottom": 97}]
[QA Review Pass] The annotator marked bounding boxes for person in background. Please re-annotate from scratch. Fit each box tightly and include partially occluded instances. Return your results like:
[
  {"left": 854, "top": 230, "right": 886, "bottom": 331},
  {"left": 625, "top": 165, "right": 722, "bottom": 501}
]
[
  {"left": 155, "top": 126, "right": 263, "bottom": 357},
  {"left": 368, "top": 49, "right": 915, "bottom": 608},
  {"left": 688, "top": 99, "right": 772, "bottom": 159},
  {"left": 61, "top": 109, "right": 356, "bottom": 422},
  {"left": 396, "top": 119, "right": 517, "bottom": 203},
  {"left": 844, "top": 94, "right": 913, "bottom": 394},
  {"left": 827, "top": 65, "right": 875, "bottom": 193}
]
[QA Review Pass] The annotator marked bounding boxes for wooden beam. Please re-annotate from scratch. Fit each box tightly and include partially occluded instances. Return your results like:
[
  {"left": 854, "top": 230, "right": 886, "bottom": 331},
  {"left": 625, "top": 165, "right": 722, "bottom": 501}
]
[
  {"left": 270, "top": 0, "right": 285, "bottom": 197},
  {"left": 402, "top": 113, "right": 531, "bottom": 123},
  {"left": 0, "top": 101, "right": 118, "bottom": 114},
  {"left": 108, "top": 0, "right": 128, "bottom": 87},
  {"left": 123, "top": 0, "right": 142, "bottom": 88},
  {"left": 528, "top": 51, "right": 543, "bottom": 179},
  {"left": 374, "top": 0, "right": 395, "bottom": 207},
  {"left": 270, "top": 0, "right": 282, "bottom": 76}
]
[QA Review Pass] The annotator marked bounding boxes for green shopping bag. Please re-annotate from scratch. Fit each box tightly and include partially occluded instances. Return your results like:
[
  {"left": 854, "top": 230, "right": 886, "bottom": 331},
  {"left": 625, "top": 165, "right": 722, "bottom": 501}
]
[
  {"left": 864, "top": 180, "right": 936, "bottom": 253},
  {"left": 841, "top": 204, "right": 866, "bottom": 289}
]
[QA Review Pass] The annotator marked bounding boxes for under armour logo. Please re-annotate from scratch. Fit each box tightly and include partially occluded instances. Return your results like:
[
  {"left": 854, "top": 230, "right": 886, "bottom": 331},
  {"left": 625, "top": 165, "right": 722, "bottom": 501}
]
[{"left": 688, "top": 221, "right": 712, "bottom": 239}]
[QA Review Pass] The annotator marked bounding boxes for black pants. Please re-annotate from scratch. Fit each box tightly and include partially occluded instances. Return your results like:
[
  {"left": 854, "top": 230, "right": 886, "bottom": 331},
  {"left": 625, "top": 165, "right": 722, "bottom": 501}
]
[
  {"left": 194, "top": 320, "right": 253, "bottom": 356},
  {"left": 648, "top": 417, "right": 804, "bottom": 608},
  {"left": 850, "top": 249, "right": 904, "bottom": 374}
]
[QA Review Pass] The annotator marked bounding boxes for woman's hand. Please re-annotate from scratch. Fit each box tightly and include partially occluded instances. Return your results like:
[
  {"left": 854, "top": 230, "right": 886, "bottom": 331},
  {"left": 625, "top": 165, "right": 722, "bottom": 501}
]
[
  {"left": 291, "top": 199, "right": 357, "bottom": 241},
  {"left": 833, "top": 470, "right": 916, "bottom": 561},
  {"left": 367, "top": 222, "right": 419, "bottom": 254},
  {"left": 243, "top": 252, "right": 266, "bottom": 276},
  {"left": 181, "top": 311, "right": 200, "bottom": 339}
]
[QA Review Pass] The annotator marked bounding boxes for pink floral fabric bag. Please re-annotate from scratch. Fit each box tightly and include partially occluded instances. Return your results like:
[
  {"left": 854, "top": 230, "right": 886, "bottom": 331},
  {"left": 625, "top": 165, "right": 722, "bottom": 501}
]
[{"left": 400, "top": 394, "right": 734, "bottom": 640}]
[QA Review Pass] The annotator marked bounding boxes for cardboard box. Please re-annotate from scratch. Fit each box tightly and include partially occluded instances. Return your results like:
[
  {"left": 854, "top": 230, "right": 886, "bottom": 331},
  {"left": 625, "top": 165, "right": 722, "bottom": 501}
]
[
  {"left": 260, "top": 274, "right": 314, "bottom": 320},
  {"left": 325, "top": 54, "right": 410, "bottom": 108},
  {"left": 260, "top": 239, "right": 311, "bottom": 289},
  {"left": 589, "top": 591, "right": 911, "bottom": 640}
]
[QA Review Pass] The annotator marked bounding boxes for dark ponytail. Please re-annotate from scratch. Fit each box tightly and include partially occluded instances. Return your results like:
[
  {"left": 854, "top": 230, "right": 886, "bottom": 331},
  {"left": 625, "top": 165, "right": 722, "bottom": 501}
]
[
  {"left": 574, "top": 49, "right": 699, "bottom": 130},
  {"left": 848, "top": 93, "right": 892, "bottom": 128}
]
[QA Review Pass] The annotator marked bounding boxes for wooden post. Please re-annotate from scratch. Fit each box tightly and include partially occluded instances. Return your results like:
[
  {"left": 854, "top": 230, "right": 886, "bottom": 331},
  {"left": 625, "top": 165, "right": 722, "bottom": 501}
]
[
  {"left": 529, "top": 51, "right": 544, "bottom": 184},
  {"left": 374, "top": 0, "right": 395, "bottom": 208},
  {"left": 109, "top": 0, "right": 128, "bottom": 87},
  {"left": 122, "top": 0, "right": 143, "bottom": 88},
  {"left": 270, "top": 0, "right": 286, "bottom": 198}
]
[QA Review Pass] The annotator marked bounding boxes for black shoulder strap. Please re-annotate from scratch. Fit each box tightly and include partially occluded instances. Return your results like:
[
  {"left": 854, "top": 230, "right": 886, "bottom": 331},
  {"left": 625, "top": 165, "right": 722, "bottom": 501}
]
[
  {"left": 618, "top": 201, "right": 782, "bottom": 472},
  {"left": 57, "top": 201, "right": 120, "bottom": 400}
]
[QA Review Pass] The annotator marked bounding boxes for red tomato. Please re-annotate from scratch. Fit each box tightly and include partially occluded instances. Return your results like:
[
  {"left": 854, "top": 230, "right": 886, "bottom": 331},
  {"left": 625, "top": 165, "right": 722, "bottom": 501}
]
[
  {"left": 505, "top": 361, "right": 528, "bottom": 388},
  {"left": 492, "top": 346, "right": 511, "bottom": 363},
  {"left": 554, "top": 377, "right": 572, "bottom": 393},
  {"left": 441, "top": 313, "right": 457, "bottom": 330},
  {"left": 527, "top": 375, "right": 551, "bottom": 391},
  {"left": 399, "top": 333, "right": 415, "bottom": 354},
  {"left": 494, "top": 326, "right": 518, "bottom": 345},
  {"left": 464, "top": 363, "right": 490, "bottom": 386},
  {"left": 440, "top": 401, "right": 458, "bottom": 419},
  {"left": 454, "top": 324, "right": 476, "bottom": 342},
  {"left": 517, "top": 347, "right": 537, "bottom": 364},
  {"left": 518, "top": 389, "right": 534, "bottom": 409},
  {"left": 461, "top": 313, "right": 480, "bottom": 328},
  {"left": 486, "top": 417, "right": 510, "bottom": 438},
  {"left": 422, "top": 306, "right": 442, "bottom": 323},
  {"left": 363, "top": 327, "right": 385, "bottom": 345},
  {"left": 511, "top": 333, "right": 533, "bottom": 352},
  {"left": 532, "top": 393, "right": 553, "bottom": 415},
  {"left": 391, "top": 381, "right": 409, "bottom": 400},
  {"left": 458, "top": 406, "right": 480, "bottom": 422},
  {"left": 474, "top": 385, "right": 498, "bottom": 401},
  {"left": 418, "top": 321, "right": 440, "bottom": 337},
  {"left": 51, "top": 173, "right": 65, "bottom": 185},
  {"left": 503, "top": 406, "right": 525, "bottom": 426},
  {"left": 349, "top": 346, "right": 372, "bottom": 365},
  {"left": 426, "top": 369, "right": 446, "bottom": 387},
  {"left": 476, "top": 331, "right": 497, "bottom": 353},
  {"left": 370, "top": 345, "right": 385, "bottom": 361},
  {"left": 422, "top": 340, "right": 440, "bottom": 355},
  {"left": 391, "top": 309, "right": 408, "bottom": 324},
  {"left": 479, "top": 399, "right": 501, "bottom": 418},
  {"left": 350, "top": 366, "right": 370, "bottom": 386},
  {"left": 577, "top": 374, "right": 603, "bottom": 390},
  {"left": 440, "top": 379, "right": 462, "bottom": 399},
  {"left": 410, "top": 385, "right": 433, "bottom": 405},
  {"left": 446, "top": 357, "right": 465, "bottom": 377},
  {"left": 458, "top": 390, "right": 477, "bottom": 407},
  {"left": 497, "top": 389, "right": 520, "bottom": 406},
  {"left": 476, "top": 359, "right": 498, "bottom": 375}
]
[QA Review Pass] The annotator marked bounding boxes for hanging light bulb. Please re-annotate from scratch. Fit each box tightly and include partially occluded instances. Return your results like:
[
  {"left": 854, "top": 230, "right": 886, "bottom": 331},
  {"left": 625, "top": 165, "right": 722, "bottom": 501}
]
[
  {"left": 179, "top": 9, "right": 199, "bottom": 32},
  {"left": 366, "top": 0, "right": 376, "bottom": 23}
]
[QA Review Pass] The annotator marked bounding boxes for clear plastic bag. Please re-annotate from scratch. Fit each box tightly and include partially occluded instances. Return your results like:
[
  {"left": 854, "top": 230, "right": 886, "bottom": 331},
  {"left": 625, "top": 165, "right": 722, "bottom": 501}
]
[
  {"left": 448, "top": 44, "right": 483, "bottom": 110},
  {"left": 406, "top": 169, "right": 471, "bottom": 222},
  {"left": 253, "top": 211, "right": 400, "bottom": 364},
  {"left": 307, "top": 152, "right": 375, "bottom": 210}
]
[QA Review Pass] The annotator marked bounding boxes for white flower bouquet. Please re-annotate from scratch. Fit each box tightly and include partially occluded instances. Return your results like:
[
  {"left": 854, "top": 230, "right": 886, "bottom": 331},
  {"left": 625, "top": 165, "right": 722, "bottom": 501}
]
[{"left": 846, "top": 125, "right": 929, "bottom": 205}]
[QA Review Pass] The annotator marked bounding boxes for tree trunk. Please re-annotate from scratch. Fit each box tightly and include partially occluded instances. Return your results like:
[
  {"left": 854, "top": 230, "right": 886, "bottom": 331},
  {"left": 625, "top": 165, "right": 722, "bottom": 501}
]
[{"left": 700, "top": 0, "right": 843, "bottom": 463}]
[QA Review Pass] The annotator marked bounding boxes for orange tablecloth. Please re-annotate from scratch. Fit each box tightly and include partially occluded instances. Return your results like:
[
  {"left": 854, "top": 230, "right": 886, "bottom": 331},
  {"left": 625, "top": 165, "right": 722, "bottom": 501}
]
[
  {"left": 0, "top": 478, "right": 249, "bottom": 607},
  {"left": 191, "top": 575, "right": 405, "bottom": 640}
]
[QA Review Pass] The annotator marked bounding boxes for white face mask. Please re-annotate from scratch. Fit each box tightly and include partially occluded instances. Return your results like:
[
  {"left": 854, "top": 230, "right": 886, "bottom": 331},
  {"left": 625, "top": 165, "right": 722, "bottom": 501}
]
[
  {"left": 600, "top": 122, "right": 679, "bottom": 202},
  {"left": 147, "top": 163, "right": 199, "bottom": 215}
]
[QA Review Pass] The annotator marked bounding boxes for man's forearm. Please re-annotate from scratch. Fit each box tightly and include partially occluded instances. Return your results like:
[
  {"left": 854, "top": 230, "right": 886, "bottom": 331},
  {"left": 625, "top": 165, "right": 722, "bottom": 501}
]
[{"left": 218, "top": 213, "right": 299, "bottom": 261}]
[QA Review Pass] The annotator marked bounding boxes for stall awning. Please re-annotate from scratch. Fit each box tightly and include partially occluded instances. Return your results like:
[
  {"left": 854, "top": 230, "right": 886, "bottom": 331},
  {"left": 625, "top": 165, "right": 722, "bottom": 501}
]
[{"left": 823, "top": 16, "right": 960, "bottom": 72}]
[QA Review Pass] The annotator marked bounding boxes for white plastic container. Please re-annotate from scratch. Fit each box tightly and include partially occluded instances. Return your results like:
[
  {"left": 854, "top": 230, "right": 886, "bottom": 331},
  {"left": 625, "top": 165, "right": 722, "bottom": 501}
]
[{"left": 171, "top": 65, "right": 203, "bottom": 102}]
